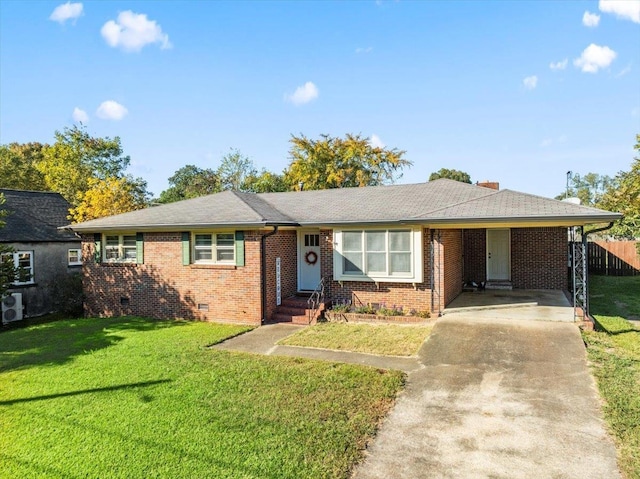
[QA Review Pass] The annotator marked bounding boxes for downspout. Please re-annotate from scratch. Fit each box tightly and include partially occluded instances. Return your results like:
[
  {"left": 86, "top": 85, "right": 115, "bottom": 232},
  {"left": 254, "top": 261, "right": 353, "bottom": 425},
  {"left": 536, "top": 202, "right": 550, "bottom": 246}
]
[
  {"left": 430, "top": 230, "right": 435, "bottom": 314},
  {"left": 581, "top": 222, "right": 614, "bottom": 320},
  {"left": 260, "top": 226, "right": 279, "bottom": 324}
]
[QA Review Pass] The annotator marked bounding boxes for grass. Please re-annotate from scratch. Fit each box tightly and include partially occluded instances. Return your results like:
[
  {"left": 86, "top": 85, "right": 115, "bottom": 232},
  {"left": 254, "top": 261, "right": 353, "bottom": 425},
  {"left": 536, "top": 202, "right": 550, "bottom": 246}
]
[
  {"left": 278, "top": 322, "right": 432, "bottom": 357},
  {"left": 0, "top": 317, "right": 404, "bottom": 479},
  {"left": 582, "top": 275, "right": 640, "bottom": 479}
]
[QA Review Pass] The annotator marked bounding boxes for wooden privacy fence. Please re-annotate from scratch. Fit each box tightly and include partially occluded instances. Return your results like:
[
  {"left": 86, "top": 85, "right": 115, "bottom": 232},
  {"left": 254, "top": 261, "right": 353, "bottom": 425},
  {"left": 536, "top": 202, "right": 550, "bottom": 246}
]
[{"left": 587, "top": 240, "right": 640, "bottom": 276}]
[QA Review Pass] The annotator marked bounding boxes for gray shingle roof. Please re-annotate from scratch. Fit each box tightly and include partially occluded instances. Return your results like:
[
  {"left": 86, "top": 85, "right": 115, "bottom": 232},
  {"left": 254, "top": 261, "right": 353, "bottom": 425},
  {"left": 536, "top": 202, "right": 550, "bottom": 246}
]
[
  {"left": 0, "top": 189, "right": 79, "bottom": 242},
  {"left": 66, "top": 179, "right": 622, "bottom": 232}
]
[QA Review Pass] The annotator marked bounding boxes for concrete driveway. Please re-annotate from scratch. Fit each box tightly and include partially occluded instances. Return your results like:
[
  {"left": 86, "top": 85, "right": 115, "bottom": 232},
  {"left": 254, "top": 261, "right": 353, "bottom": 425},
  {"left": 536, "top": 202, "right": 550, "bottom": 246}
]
[{"left": 352, "top": 316, "right": 621, "bottom": 479}]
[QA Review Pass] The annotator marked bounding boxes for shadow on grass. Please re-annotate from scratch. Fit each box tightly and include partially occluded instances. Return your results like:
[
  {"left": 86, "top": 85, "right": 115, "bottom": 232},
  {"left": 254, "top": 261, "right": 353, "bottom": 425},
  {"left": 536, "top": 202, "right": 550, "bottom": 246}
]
[
  {"left": 0, "top": 379, "right": 171, "bottom": 405},
  {"left": 0, "top": 316, "right": 187, "bottom": 374}
]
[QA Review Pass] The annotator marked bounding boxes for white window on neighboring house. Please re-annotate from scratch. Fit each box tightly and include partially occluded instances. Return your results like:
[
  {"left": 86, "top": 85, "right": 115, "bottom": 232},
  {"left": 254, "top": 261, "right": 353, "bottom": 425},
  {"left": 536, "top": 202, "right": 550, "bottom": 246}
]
[
  {"left": 104, "top": 234, "right": 137, "bottom": 263},
  {"left": 334, "top": 228, "right": 423, "bottom": 283},
  {"left": 2, "top": 251, "right": 35, "bottom": 285},
  {"left": 68, "top": 248, "right": 82, "bottom": 266},
  {"left": 193, "top": 233, "right": 235, "bottom": 264}
]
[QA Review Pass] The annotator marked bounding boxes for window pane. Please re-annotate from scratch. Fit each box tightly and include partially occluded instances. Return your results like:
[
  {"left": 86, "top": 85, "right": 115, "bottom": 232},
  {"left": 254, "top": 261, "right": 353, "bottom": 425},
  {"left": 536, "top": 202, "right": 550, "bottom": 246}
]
[
  {"left": 216, "top": 248, "right": 234, "bottom": 262},
  {"left": 390, "top": 252, "right": 411, "bottom": 274},
  {"left": 17, "top": 253, "right": 31, "bottom": 269},
  {"left": 343, "top": 231, "right": 362, "bottom": 252},
  {"left": 195, "top": 249, "right": 212, "bottom": 261},
  {"left": 216, "top": 234, "right": 234, "bottom": 246},
  {"left": 106, "top": 235, "right": 119, "bottom": 246},
  {"left": 389, "top": 230, "right": 411, "bottom": 252},
  {"left": 365, "top": 231, "right": 385, "bottom": 252},
  {"left": 123, "top": 248, "right": 137, "bottom": 260},
  {"left": 69, "top": 250, "right": 80, "bottom": 263},
  {"left": 195, "top": 234, "right": 212, "bottom": 246},
  {"left": 343, "top": 252, "right": 363, "bottom": 274},
  {"left": 366, "top": 252, "right": 386, "bottom": 273},
  {"left": 123, "top": 235, "right": 136, "bottom": 247}
]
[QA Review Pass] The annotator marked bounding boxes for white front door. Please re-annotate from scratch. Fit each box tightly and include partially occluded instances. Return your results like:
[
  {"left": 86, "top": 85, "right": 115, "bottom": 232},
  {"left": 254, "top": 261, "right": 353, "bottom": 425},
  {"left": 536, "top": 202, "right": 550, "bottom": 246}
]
[
  {"left": 487, "top": 229, "right": 510, "bottom": 281},
  {"left": 298, "top": 230, "right": 321, "bottom": 291}
]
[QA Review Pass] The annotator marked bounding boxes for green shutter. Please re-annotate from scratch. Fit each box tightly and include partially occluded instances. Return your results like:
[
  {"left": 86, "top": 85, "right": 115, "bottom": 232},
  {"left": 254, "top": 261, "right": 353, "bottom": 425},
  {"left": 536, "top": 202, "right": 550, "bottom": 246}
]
[
  {"left": 235, "top": 231, "right": 245, "bottom": 267},
  {"left": 94, "top": 233, "right": 102, "bottom": 263},
  {"left": 136, "top": 233, "right": 144, "bottom": 264},
  {"left": 181, "top": 232, "right": 190, "bottom": 265}
]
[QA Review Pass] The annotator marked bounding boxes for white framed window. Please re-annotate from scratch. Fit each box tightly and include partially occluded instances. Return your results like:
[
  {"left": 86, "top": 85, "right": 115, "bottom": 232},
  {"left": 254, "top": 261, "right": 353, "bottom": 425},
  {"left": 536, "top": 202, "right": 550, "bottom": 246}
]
[
  {"left": 68, "top": 248, "right": 82, "bottom": 266},
  {"left": 334, "top": 228, "right": 423, "bottom": 283},
  {"left": 193, "top": 233, "right": 235, "bottom": 264},
  {"left": 104, "top": 234, "right": 137, "bottom": 263},
  {"left": 2, "top": 251, "right": 34, "bottom": 285}
]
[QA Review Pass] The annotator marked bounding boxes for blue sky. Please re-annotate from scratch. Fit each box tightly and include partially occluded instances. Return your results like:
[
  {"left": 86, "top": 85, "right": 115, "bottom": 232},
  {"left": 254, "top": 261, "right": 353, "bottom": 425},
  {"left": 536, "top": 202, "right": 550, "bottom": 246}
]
[{"left": 1, "top": 0, "right": 639, "bottom": 199}]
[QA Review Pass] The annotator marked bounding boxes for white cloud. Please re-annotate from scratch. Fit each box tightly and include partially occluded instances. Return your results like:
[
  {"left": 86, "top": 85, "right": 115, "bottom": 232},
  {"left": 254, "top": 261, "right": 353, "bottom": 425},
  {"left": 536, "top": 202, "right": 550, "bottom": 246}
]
[
  {"left": 96, "top": 100, "right": 128, "bottom": 120},
  {"left": 549, "top": 59, "right": 568, "bottom": 70},
  {"left": 599, "top": 0, "right": 640, "bottom": 23},
  {"left": 49, "top": 2, "right": 83, "bottom": 24},
  {"left": 573, "top": 44, "right": 617, "bottom": 73},
  {"left": 523, "top": 75, "right": 538, "bottom": 90},
  {"left": 616, "top": 63, "right": 632, "bottom": 77},
  {"left": 101, "top": 11, "right": 171, "bottom": 52},
  {"left": 355, "top": 47, "right": 373, "bottom": 54},
  {"left": 72, "top": 107, "right": 89, "bottom": 123},
  {"left": 285, "top": 81, "right": 319, "bottom": 106},
  {"left": 582, "top": 11, "right": 601, "bottom": 26},
  {"left": 369, "top": 134, "right": 385, "bottom": 149}
]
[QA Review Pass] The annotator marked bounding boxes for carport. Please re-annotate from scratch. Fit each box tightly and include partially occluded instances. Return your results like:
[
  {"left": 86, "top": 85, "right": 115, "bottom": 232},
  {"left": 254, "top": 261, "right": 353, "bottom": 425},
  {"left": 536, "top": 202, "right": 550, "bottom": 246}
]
[{"left": 442, "top": 289, "right": 575, "bottom": 322}]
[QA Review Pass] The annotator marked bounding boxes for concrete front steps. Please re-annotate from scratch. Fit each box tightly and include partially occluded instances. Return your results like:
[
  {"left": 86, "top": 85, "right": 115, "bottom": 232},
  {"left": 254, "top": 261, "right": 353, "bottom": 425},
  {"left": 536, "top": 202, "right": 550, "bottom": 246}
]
[{"left": 272, "top": 295, "right": 326, "bottom": 325}]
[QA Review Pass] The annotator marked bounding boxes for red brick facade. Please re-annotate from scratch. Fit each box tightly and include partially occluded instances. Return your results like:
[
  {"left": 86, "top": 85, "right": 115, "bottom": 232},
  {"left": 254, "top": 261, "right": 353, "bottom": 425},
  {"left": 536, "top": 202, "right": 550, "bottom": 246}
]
[
  {"left": 462, "top": 227, "right": 568, "bottom": 290},
  {"left": 81, "top": 226, "right": 568, "bottom": 324}
]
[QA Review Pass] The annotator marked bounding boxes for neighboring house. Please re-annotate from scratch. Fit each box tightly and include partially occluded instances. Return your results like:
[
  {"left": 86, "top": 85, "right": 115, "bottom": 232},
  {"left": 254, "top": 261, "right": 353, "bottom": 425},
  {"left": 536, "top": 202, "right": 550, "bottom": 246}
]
[
  {"left": 0, "top": 189, "right": 82, "bottom": 318},
  {"left": 67, "top": 179, "right": 621, "bottom": 325}
]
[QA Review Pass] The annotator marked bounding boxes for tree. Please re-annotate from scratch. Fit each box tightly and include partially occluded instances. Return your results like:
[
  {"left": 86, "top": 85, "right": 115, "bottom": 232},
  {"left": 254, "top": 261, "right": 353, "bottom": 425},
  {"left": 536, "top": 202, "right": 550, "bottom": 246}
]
[
  {"left": 283, "top": 133, "right": 410, "bottom": 190},
  {"left": 217, "top": 149, "right": 258, "bottom": 191},
  {"left": 158, "top": 165, "right": 221, "bottom": 204},
  {"left": 556, "top": 172, "right": 613, "bottom": 206},
  {"left": 0, "top": 142, "right": 48, "bottom": 191},
  {"left": 37, "top": 125, "right": 134, "bottom": 205},
  {"left": 428, "top": 168, "right": 472, "bottom": 184},
  {"left": 597, "top": 135, "right": 640, "bottom": 240},
  {"left": 243, "top": 170, "right": 290, "bottom": 193},
  {"left": 69, "top": 176, "right": 150, "bottom": 223}
]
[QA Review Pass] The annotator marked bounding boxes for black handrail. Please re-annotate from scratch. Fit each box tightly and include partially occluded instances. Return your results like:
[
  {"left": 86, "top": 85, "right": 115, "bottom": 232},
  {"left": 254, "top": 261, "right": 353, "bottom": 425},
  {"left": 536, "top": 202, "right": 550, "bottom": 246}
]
[{"left": 307, "top": 277, "right": 325, "bottom": 324}]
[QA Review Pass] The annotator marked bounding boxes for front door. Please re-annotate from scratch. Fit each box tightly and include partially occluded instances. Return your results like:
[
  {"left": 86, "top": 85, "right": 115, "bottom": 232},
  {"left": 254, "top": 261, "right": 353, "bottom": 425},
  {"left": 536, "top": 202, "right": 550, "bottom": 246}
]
[
  {"left": 487, "top": 229, "right": 510, "bottom": 281},
  {"left": 298, "top": 230, "right": 321, "bottom": 291}
]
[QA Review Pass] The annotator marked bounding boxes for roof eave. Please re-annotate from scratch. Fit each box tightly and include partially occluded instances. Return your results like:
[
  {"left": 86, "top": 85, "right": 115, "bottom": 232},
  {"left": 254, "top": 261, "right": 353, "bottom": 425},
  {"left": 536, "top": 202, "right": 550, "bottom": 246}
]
[{"left": 62, "top": 220, "right": 300, "bottom": 233}]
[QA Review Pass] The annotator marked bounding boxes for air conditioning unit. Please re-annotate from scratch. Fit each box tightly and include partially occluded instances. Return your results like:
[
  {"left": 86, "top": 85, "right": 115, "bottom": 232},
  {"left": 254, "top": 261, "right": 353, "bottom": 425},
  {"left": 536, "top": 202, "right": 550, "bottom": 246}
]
[{"left": 2, "top": 293, "right": 24, "bottom": 324}]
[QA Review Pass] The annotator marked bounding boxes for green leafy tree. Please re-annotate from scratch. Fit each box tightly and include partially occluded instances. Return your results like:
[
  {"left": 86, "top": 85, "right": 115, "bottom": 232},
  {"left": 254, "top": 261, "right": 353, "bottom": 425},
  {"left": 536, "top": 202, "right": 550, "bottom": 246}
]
[
  {"left": 556, "top": 172, "right": 613, "bottom": 206},
  {"left": 158, "top": 165, "right": 221, "bottom": 204},
  {"left": 597, "top": 135, "right": 640, "bottom": 240},
  {"left": 283, "top": 133, "right": 410, "bottom": 190},
  {"left": 243, "top": 170, "right": 290, "bottom": 193},
  {"left": 428, "top": 168, "right": 472, "bottom": 184},
  {"left": 37, "top": 125, "right": 134, "bottom": 205},
  {"left": 217, "top": 149, "right": 258, "bottom": 191},
  {"left": 0, "top": 142, "right": 48, "bottom": 191},
  {"left": 69, "top": 176, "right": 150, "bottom": 223}
]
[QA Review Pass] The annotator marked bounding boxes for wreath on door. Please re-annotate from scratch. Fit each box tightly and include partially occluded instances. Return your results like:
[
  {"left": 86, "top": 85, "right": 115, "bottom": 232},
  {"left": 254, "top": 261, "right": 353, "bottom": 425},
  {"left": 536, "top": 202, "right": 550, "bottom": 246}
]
[{"left": 304, "top": 251, "right": 318, "bottom": 265}]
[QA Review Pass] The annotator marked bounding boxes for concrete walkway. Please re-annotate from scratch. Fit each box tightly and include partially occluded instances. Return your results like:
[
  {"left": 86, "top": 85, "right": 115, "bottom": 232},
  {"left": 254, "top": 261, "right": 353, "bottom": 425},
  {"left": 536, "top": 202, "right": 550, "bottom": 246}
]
[{"left": 213, "top": 318, "right": 621, "bottom": 479}]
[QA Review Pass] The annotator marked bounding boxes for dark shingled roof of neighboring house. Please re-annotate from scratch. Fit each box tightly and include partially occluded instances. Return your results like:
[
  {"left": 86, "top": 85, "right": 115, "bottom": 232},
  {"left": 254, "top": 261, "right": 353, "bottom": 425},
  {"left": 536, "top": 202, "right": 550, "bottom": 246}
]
[
  {"left": 0, "top": 189, "right": 79, "bottom": 242},
  {"left": 66, "top": 179, "right": 622, "bottom": 232}
]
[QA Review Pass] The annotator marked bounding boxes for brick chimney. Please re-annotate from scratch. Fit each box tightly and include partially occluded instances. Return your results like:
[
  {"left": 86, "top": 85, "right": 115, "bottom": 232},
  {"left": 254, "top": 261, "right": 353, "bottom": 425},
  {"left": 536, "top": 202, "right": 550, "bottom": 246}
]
[{"left": 476, "top": 180, "right": 499, "bottom": 190}]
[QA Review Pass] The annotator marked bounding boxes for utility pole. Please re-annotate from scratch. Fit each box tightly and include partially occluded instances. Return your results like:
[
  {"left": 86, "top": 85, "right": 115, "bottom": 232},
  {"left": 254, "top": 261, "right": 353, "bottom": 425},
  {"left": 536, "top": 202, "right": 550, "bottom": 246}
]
[{"left": 566, "top": 171, "right": 572, "bottom": 199}]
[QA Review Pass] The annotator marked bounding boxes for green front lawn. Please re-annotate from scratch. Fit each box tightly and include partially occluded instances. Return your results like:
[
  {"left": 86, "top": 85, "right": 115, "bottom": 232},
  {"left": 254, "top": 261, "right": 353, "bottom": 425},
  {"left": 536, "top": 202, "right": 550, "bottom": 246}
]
[
  {"left": 583, "top": 275, "right": 640, "bottom": 479},
  {"left": 278, "top": 322, "right": 432, "bottom": 357},
  {"left": 0, "top": 317, "right": 404, "bottom": 479}
]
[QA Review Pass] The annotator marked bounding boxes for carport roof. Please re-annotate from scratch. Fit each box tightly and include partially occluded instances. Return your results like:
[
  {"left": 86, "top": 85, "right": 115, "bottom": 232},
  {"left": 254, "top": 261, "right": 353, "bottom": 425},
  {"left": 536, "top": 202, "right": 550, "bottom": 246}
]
[{"left": 66, "top": 179, "right": 622, "bottom": 232}]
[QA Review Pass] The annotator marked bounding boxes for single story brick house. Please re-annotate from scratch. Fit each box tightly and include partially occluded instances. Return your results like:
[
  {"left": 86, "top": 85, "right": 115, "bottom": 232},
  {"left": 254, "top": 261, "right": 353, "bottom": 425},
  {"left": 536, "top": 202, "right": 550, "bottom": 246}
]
[
  {"left": 66, "top": 179, "right": 620, "bottom": 325},
  {"left": 1, "top": 189, "right": 82, "bottom": 319}
]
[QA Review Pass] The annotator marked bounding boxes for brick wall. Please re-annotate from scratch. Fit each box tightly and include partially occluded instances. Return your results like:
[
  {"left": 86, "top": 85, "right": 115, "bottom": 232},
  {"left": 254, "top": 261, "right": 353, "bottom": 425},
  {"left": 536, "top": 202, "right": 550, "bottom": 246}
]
[
  {"left": 264, "top": 229, "right": 298, "bottom": 321},
  {"left": 82, "top": 232, "right": 263, "bottom": 325},
  {"left": 441, "top": 229, "right": 463, "bottom": 306},
  {"left": 463, "top": 229, "right": 486, "bottom": 283},
  {"left": 511, "top": 227, "right": 568, "bottom": 290}
]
